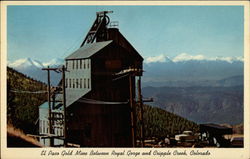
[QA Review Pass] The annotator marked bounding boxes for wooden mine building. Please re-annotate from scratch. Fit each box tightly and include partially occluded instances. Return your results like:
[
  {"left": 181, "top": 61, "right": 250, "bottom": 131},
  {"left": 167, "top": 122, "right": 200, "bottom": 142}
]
[{"left": 39, "top": 11, "right": 143, "bottom": 147}]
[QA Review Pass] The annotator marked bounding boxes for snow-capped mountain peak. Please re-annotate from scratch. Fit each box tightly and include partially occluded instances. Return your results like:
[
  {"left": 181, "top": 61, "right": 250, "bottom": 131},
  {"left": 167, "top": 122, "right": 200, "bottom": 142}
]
[
  {"left": 8, "top": 58, "right": 64, "bottom": 85},
  {"left": 145, "top": 53, "right": 243, "bottom": 64},
  {"left": 8, "top": 58, "right": 44, "bottom": 69},
  {"left": 211, "top": 56, "right": 244, "bottom": 63},
  {"left": 43, "top": 58, "right": 64, "bottom": 67},
  {"left": 172, "top": 53, "right": 206, "bottom": 62},
  {"left": 8, "top": 58, "right": 64, "bottom": 68},
  {"left": 145, "top": 54, "right": 172, "bottom": 63}
]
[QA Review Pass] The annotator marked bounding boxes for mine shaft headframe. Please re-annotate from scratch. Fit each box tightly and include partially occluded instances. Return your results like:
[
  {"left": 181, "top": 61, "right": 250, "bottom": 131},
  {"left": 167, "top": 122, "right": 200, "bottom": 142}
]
[
  {"left": 96, "top": 10, "right": 113, "bottom": 18},
  {"left": 80, "top": 11, "right": 113, "bottom": 47}
]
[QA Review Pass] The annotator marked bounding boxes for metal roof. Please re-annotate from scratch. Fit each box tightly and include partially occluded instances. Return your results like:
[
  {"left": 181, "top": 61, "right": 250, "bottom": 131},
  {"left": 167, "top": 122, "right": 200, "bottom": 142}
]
[
  {"left": 39, "top": 101, "right": 63, "bottom": 110},
  {"left": 65, "top": 40, "right": 113, "bottom": 60},
  {"left": 39, "top": 102, "right": 49, "bottom": 109},
  {"left": 200, "top": 123, "right": 233, "bottom": 134},
  {"left": 200, "top": 124, "right": 231, "bottom": 130}
]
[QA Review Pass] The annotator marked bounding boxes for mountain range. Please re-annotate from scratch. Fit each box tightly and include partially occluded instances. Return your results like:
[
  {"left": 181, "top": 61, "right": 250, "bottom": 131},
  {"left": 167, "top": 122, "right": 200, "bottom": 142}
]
[
  {"left": 8, "top": 54, "right": 243, "bottom": 87},
  {"left": 143, "top": 53, "right": 243, "bottom": 87},
  {"left": 8, "top": 58, "right": 64, "bottom": 85}
]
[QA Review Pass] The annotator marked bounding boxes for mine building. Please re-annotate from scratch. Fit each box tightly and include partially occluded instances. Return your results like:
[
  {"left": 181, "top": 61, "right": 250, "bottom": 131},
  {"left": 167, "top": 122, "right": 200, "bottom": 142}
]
[{"left": 39, "top": 11, "right": 144, "bottom": 147}]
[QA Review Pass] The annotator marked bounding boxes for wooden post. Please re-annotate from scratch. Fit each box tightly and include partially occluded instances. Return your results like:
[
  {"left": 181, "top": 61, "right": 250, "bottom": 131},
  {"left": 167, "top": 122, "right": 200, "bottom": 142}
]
[
  {"left": 137, "top": 77, "right": 145, "bottom": 147},
  {"left": 129, "top": 74, "right": 136, "bottom": 147},
  {"left": 46, "top": 66, "right": 53, "bottom": 147},
  {"left": 62, "top": 65, "right": 67, "bottom": 147}
]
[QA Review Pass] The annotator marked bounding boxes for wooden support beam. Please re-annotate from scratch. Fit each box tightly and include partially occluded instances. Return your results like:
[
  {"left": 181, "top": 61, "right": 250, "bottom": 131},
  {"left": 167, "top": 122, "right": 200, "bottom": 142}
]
[
  {"left": 142, "top": 98, "right": 154, "bottom": 103},
  {"left": 137, "top": 77, "right": 145, "bottom": 147},
  {"left": 129, "top": 74, "right": 136, "bottom": 147}
]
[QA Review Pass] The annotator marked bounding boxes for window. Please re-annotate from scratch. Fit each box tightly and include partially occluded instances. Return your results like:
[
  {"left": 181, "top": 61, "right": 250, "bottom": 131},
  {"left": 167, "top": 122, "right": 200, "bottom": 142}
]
[
  {"left": 88, "top": 79, "right": 90, "bottom": 88},
  {"left": 69, "top": 79, "right": 71, "bottom": 88},
  {"left": 87, "top": 59, "right": 90, "bottom": 68},
  {"left": 72, "top": 60, "right": 74, "bottom": 69},
  {"left": 76, "top": 79, "right": 79, "bottom": 88},
  {"left": 80, "top": 60, "right": 82, "bottom": 69},
  {"left": 43, "top": 120, "right": 45, "bottom": 134},
  {"left": 76, "top": 60, "right": 78, "bottom": 69},
  {"left": 84, "top": 78, "right": 86, "bottom": 88},
  {"left": 47, "top": 121, "right": 49, "bottom": 133},
  {"left": 39, "top": 120, "right": 42, "bottom": 133},
  {"left": 66, "top": 78, "right": 68, "bottom": 88},
  {"left": 84, "top": 60, "right": 86, "bottom": 69},
  {"left": 73, "top": 79, "right": 75, "bottom": 88},
  {"left": 80, "top": 79, "right": 82, "bottom": 88}
]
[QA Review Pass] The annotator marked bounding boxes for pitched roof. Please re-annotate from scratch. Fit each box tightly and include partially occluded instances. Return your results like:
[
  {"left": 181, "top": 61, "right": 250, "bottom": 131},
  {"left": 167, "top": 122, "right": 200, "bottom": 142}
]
[{"left": 65, "top": 40, "right": 113, "bottom": 60}]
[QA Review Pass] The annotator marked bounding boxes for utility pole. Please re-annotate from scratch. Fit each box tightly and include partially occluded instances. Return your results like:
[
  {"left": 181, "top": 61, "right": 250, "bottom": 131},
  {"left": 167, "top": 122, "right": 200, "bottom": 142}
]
[
  {"left": 45, "top": 66, "right": 53, "bottom": 147},
  {"left": 42, "top": 66, "right": 66, "bottom": 147},
  {"left": 62, "top": 65, "right": 67, "bottom": 147}
]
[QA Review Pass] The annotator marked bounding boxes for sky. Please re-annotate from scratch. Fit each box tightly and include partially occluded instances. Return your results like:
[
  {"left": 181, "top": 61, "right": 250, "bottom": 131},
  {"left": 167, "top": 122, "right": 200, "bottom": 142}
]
[{"left": 7, "top": 5, "right": 244, "bottom": 63}]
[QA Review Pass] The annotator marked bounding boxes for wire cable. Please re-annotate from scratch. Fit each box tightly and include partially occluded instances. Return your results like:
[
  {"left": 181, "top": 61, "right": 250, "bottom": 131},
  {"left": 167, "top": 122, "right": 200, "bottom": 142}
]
[
  {"left": 10, "top": 90, "right": 47, "bottom": 94},
  {"left": 78, "top": 97, "right": 129, "bottom": 105}
]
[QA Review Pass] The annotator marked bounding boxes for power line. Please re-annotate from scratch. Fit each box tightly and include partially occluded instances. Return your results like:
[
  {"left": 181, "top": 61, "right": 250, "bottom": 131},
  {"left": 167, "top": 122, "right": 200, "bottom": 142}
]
[
  {"left": 10, "top": 90, "right": 47, "bottom": 94},
  {"left": 78, "top": 97, "right": 129, "bottom": 105}
]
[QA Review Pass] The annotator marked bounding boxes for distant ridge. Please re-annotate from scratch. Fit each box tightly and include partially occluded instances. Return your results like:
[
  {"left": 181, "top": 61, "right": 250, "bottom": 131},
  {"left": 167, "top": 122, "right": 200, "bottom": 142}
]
[
  {"left": 143, "top": 54, "right": 243, "bottom": 87},
  {"left": 142, "top": 85, "right": 243, "bottom": 125}
]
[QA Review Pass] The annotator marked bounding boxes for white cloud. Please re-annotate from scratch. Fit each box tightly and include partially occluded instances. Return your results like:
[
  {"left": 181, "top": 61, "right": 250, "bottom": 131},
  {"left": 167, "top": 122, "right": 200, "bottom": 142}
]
[
  {"left": 145, "top": 54, "right": 168, "bottom": 63},
  {"left": 172, "top": 53, "right": 205, "bottom": 62}
]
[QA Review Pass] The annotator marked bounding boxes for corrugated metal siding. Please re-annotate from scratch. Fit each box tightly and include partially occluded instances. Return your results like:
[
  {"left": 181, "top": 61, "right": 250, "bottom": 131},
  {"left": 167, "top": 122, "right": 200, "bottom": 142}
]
[{"left": 65, "top": 59, "right": 91, "bottom": 107}]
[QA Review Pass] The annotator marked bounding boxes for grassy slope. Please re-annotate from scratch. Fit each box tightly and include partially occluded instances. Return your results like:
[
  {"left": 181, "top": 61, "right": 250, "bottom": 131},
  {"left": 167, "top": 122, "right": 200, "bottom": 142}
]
[{"left": 7, "top": 67, "right": 47, "bottom": 134}]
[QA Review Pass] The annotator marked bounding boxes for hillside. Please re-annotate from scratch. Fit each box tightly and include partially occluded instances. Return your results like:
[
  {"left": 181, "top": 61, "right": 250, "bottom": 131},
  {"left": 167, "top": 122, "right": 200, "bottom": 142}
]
[
  {"left": 7, "top": 67, "right": 47, "bottom": 134},
  {"left": 142, "top": 86, "right": 243, "bottom": 125},
  {"left": 137, "top": 105, "right": 199, "bottom": 139},
  {"left": 7, "top": 67, "right": 199, "bottom": 137}
]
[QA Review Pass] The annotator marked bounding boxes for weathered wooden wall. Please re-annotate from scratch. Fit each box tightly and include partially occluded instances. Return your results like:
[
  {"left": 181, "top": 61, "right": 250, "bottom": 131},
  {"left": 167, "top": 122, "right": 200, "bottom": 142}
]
[{"left": 66, "top": 27, "right": 142, "bottom": 147}]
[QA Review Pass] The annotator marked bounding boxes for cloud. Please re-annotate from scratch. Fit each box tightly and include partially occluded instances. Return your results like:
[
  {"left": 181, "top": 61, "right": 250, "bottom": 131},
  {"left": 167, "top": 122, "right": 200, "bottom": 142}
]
[
  {"left": 172, "top": 53, "right": 205, "bottom": 62},
  {"left": 145, "top": 54, "right": 169, "bottom": 63}
]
